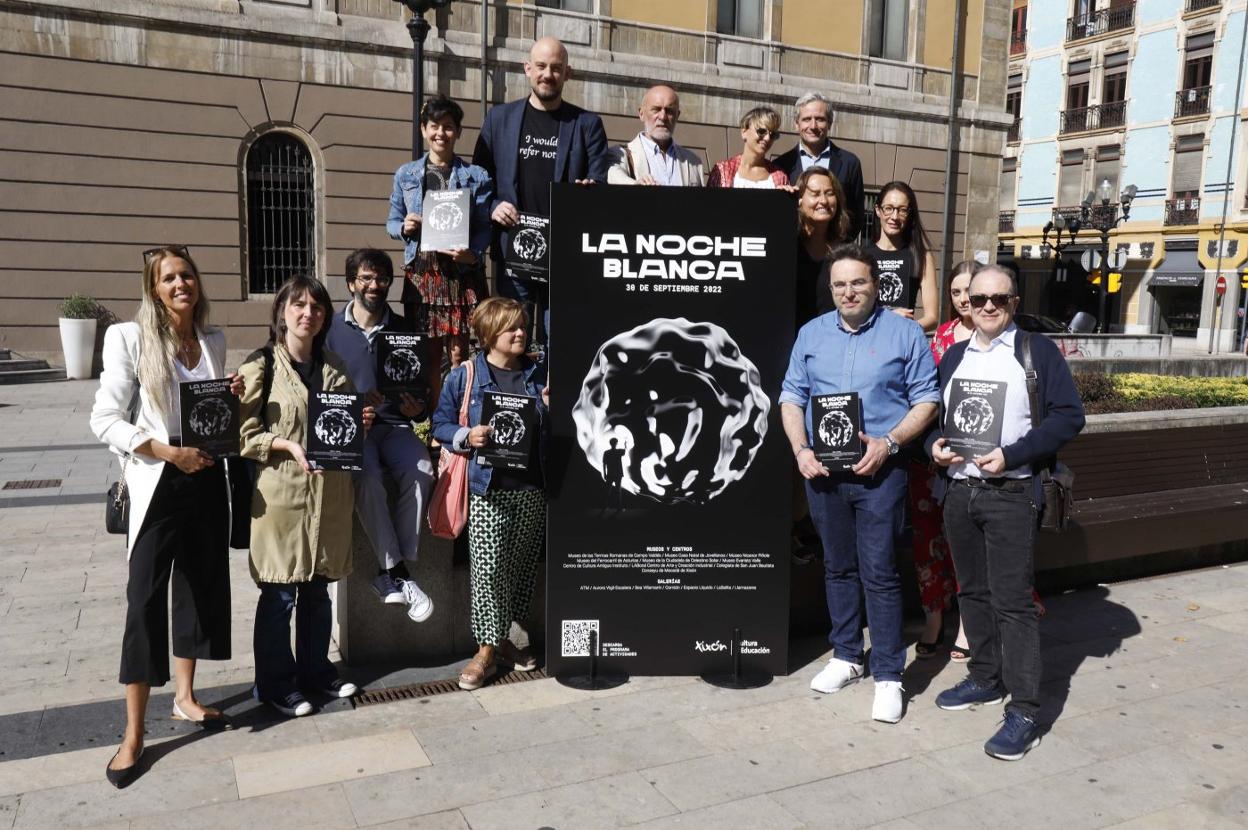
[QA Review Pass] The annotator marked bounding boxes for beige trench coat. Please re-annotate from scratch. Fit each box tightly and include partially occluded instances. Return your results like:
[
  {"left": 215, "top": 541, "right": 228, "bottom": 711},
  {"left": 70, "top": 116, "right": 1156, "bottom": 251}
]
[{"left": 238, "top": 344, "right": 355, "bottom": 585}]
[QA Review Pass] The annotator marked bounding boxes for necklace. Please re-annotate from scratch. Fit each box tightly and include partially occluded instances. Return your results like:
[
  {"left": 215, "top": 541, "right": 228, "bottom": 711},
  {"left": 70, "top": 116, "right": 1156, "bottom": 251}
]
[{"left": 178, "top": 334, "right": 200, "bottom": 365}]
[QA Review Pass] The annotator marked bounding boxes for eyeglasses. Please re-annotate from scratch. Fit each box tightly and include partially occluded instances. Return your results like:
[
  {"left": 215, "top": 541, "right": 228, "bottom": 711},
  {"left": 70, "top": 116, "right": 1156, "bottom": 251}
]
[
  {"left": 142, "top": 245, "right": 190, "bottom": 264},
  {"left": 969, "top": 293, "right": 1015, "bottom": 309},
  {"left": 352, "top": 274, "right": 393, "bottom": 287},
  {"left": 753, "top": 127, "right": 780, "bottom": 140},
  {"left": 878, "top": 205, "right": 911, "bottom": 217},
  {"left": 831, "top": 278, "right": 872, "bottom": 295}
]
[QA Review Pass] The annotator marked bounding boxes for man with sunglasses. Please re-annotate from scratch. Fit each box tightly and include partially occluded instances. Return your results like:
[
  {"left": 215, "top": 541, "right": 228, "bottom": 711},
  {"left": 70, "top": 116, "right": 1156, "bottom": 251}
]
[
  {"left": 325, "top": 249, "right": 436, "bottom": 624},
  {"left": 773, "top": 92, "right": 865, "bottom": 238},
  {"left": 780, "top": 244, "right": 940, "bottom": 724},
  {"left": 927, "top": 265, "right": 1084, "bottom": 761},
  {"left": 607, "top": 85, "right": 705, "bottom": 187}
]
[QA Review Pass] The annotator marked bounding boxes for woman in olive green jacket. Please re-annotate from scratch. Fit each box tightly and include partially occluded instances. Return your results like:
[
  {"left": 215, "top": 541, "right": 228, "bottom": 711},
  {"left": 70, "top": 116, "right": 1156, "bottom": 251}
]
[{"left": 238, "top": 275, "right": 371, "bottom": 718}]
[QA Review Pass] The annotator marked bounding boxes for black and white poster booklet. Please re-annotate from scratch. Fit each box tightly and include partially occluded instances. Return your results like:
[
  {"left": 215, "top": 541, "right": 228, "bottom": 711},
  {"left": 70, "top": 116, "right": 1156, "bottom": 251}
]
[
  {"left": 306, "top": 391, "right": 365, "bottom": 472},
  {"left": 478, "top": 391, "right": 538, "bottom": 471},
  {"left": 375, "top": 332, "right": 429, "bottom": 401},
  {"left": 811, "top": 392, "right": 863, "bottom": 471},
  {"left": 178, "top": 379, "right": 239, "bottom": 457},
  {"left": 419, "top": 189, "right": 470, "bottom": 252},
  {"left": 505, "top": 212, "right": 550, "bottom": 283},
  {"left": 944, "top": 378, "right": 1007, "bottom": 456}
]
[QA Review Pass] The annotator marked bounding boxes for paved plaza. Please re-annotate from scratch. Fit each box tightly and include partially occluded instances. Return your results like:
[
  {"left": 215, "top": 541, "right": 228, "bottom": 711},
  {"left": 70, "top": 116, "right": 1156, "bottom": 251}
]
[{"left": 0, "top": 379, "right": 1246, "bottom": 829}]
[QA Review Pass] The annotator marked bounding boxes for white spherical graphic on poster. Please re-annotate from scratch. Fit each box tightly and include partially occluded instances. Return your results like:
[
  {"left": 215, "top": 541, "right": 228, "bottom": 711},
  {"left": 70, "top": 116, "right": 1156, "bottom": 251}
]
[
  {"left": 314, "top": 408, "right": 357, "bottom": 447},
  {"left": 952, "top": 396, "right": 995, "bottom": 435},
  {"left": 572, "top": 317, "right": 770, "bottom": 505},
  {"left": 488, "top": 410, "right": 527, "bottom": 447},
  {"left": 382, "top": 348, "right": 422, "bottom": 383},
  {"left": 817, "top": 410, "right": 854, "bottom": 448},
  {"left": 878, "top": 272, "right": 903, "bottom": 305},
  {"left": 426, "top": 201, "right": 464, "bottom": 232},
  {"left": 188, "top": 397, "right": 232, "bottom": 438},
  {"left": 512, "top": 228, "right": 547, "bottom": 261}
]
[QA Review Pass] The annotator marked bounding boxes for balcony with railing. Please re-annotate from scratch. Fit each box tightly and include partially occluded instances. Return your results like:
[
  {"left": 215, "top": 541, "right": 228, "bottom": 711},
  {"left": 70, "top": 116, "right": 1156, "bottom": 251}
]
[
  {"left": 1164, "top": 198, "right": 1201, "bottom": 226},
  {"left": 1175, "top": 86, "right": 1212, "bottom": 118},
  {"left": 1060, "top": 101, "right": 1127, "bottom": 134},
  {"left": 1067, "top": 2, "right": 1135, "bottom": 42},
  {"left": 1007, "top": 119, "right": 1021, "bottom": 143},
  {"left": 1186, "top": 0, "right": 1221, "bottom": 13},
  {"left": 1052, "top": 204, "right": 1120, "bottom": 228},
  {"left": 1010, "top": 31, "right": 1027, "bottom": 56},
  {"left": 1000, "top": 211, "right": 1016, "bottom": 233}
]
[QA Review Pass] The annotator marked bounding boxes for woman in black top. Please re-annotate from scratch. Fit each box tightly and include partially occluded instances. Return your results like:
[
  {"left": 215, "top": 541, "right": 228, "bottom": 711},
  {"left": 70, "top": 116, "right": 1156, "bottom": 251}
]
[
  {"left": 794, "top": 166, "right": 852, "bottom": 329},
  {"left": 867, "top": 181, "right": 939, "bottom": 331}
]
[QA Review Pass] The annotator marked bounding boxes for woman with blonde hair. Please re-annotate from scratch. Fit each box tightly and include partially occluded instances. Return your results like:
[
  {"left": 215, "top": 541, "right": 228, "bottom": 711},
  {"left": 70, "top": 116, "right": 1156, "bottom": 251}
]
[
  {"left": 91, "top": 245, "right": 242, "bottom": 788},
  {"left": 707, "top": 106, "right": 791, "bottom": 189},
  {"left": 431, "top": 297, "right": 549, "bottom": 690}
]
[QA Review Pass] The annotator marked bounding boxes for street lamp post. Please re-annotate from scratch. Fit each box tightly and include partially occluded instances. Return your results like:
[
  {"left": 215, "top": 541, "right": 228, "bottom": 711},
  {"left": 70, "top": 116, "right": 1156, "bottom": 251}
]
[
  {"left": 1042, "top": 210, "right": 1083, "bottom": 313},
  {"left": 1078, "top": 180, "right": 1137, "bottom": 333},
  {"left": 393, "top": 0, "right": 455, "bottom": 158}
]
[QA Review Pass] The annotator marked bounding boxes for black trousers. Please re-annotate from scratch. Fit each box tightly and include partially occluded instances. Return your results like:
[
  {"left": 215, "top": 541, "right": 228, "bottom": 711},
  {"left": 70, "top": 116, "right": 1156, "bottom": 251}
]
[
  {"left": 119, "top": 463, "right": 231, "bottom": 686},
  {"left": 943, "top": 477, "right": 1042, "bottom": 718}
]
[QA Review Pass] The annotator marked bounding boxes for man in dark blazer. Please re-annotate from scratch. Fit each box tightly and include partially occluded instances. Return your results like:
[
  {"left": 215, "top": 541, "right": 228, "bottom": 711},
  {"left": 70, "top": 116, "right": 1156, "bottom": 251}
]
[
  {"left": 472, "top": 36, "right": 609, "bottom": 322},
  {"left": 773, "top": 92, "right": 865, "bottom": 240}
]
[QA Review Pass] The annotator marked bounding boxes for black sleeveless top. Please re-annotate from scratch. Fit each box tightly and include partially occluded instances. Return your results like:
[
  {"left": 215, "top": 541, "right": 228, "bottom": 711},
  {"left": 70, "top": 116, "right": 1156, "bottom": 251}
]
[{"left": 867, "top": 243, "right": 918, "bottom": 310}]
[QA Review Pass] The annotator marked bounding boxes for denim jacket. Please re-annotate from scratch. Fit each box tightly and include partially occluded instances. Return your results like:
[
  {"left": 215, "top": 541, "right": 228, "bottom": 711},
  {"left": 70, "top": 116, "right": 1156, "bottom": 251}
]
[
  {"left": 431, "top": 352, "right": 548, "bottom": 495},
  {"left": 386, "top": 155, "right": 495, "bottom": 267}
]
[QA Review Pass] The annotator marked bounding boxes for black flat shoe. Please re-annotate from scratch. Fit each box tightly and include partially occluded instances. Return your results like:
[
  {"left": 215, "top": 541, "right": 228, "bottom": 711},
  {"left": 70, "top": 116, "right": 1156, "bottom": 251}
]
[
  {"left": 172, "top": 700, "right": 232, "bottom": 731},
  {"left": 915, "top": 626, "right": 946, "bottom": 659},
  {"left": 105, "top": 745, "right": 143, "bottom": 789}
]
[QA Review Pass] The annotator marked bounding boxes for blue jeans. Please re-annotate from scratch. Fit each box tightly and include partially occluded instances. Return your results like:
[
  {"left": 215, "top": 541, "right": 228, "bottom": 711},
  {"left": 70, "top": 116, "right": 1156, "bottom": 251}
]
[
  {"left": 253, "top": 577, "right": 338, "bottom": 700},
  {"left": 806, "top": 463, "right": 907, "bottom": 681}
]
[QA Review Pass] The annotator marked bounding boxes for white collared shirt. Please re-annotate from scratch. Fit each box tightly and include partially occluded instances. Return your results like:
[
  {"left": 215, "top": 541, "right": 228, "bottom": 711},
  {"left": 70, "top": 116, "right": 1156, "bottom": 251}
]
[
  {"left": 343, "top": 300, "right": 390, "bottom": 345},
  {"left": 946, "top": 323, "right": 1033, "bottom": 480},
  {"left": 798, "top": 141, "right": 833, "bottom": 172},
  {"left": 638, "top": 132, "right": 681, "bottom": 186}
]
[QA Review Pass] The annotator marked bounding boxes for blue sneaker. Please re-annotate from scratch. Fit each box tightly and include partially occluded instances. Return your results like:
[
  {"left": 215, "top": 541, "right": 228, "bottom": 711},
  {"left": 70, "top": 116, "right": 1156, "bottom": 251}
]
[
  {"left": 984, "top": 710, "right": 1041, "bottom": 761},
  {"left": 935, "top": 677, "right": 1006, "bottom": 710}
]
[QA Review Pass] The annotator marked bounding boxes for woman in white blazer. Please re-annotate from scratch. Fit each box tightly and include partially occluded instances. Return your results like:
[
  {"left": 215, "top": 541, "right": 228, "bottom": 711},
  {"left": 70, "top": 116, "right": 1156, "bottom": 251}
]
[{"left": 90, "top": 246, "right": 241, "bottom": 788}]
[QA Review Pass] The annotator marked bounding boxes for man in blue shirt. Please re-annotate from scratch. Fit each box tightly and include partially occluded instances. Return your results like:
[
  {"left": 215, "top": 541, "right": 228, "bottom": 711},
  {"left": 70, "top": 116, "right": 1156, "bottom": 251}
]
[
  {"left": 780, "top": 244, "right": 939, "bottom": 724},
  {"left": 325, "top": 249, "right": 435, "bottom": 624}
]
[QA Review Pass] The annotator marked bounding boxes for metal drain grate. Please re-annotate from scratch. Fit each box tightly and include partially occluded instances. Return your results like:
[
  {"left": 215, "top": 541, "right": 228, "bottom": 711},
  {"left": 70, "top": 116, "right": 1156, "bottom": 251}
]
[
  {"left": 2, "top": 479, "right": 62, "bottom": 490},
  {"left": 353, "top": 667, "right": 549, "bottom": 707}
]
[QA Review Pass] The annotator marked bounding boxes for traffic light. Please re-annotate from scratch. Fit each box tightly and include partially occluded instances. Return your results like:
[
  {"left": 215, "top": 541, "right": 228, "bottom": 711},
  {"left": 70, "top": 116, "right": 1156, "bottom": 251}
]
[
  {"left": 1088, "top": 269, "right": 1102, "bottom": 285},
  {"left": 1242, "top": 271, "right": 1248, "bottom": 290},
  {"left": 1108, "top": 272, "right": 1122, "bottom": 294}
]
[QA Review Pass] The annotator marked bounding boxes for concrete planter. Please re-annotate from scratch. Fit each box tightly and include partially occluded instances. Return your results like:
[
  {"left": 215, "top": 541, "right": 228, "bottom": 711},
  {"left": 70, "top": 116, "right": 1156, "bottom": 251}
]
[{"left": 58, "top": 317, "right": 97, "bottom": 379}]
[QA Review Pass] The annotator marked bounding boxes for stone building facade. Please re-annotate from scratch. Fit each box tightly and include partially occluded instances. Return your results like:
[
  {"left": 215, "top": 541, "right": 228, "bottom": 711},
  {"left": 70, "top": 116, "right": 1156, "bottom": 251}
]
[{"left": 0, "top": 0, "right": 1012, "bottom": 355}]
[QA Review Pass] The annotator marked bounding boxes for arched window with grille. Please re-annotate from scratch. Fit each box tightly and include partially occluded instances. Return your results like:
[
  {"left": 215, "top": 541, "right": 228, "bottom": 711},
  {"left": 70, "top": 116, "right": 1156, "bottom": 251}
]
[{"left": 245, "top": 132, "right": 316, "bottom": 295}]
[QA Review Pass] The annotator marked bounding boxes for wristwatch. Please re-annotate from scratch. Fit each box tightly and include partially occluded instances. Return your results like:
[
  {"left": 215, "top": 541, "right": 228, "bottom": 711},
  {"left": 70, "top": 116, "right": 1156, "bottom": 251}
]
[{"left": 884, "top": 435, "right": 900, "bottom": 456}]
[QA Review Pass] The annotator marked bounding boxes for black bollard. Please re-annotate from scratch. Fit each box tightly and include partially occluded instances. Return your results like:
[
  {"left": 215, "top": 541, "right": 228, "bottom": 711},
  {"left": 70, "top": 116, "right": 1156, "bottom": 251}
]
[{"left": 700, "top": 626, "right": 772, "bottom": 690}]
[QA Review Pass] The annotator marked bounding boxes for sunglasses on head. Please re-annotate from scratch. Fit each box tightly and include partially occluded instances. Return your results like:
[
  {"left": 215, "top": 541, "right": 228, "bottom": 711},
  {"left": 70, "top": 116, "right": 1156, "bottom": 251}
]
[
  {"left": 969, "top": 293, "right": 1014, "bottom": 309},
  {"left": 142, "top": 245, "right": 190, "bottom": 265}
]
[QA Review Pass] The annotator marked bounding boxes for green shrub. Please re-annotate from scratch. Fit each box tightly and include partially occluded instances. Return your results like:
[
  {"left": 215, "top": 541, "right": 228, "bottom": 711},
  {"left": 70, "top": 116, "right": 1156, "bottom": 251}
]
[
  {"left": 58, "top": 293, "right": 101, "bottom": 320},
  {"left": 1079, "top": 372, "right": 1248, "bottom": 414},
  {"left": 1074, "top": 372, "right": 1116, "bottom": 403}
]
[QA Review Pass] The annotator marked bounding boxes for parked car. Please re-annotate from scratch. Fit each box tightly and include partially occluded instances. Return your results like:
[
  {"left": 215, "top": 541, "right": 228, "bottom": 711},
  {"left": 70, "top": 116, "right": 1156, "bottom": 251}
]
[{"left": 1014, "top": 313, "right": 1067, "bottom": 333}]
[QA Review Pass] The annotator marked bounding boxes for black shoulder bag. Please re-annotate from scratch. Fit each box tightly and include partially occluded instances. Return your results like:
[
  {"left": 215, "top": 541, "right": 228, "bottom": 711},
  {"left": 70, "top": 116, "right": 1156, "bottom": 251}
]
[
  {"left": 1020, "top": 333, "right": 1075, "bottom": 532},
  {"left": 228, "top": 346, "right": 274, "bottom": 550},
  {"left": 105, "top": 384, "right": 141, "bottom": 535}
]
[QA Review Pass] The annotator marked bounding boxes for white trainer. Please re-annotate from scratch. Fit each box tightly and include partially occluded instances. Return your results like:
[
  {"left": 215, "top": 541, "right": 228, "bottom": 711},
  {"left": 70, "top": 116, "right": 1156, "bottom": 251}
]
[
  {"left": 810, "top": 657, "right": 864, "bottom": 694},
  {"left": 372, "top": 573, "right": 405, "bottom": 605},
  {"left": 872, "top": 680, "right": 904, "bottom": 724},
  {"left": 399, "top": 579, "right": 434, "bottom": 622}
]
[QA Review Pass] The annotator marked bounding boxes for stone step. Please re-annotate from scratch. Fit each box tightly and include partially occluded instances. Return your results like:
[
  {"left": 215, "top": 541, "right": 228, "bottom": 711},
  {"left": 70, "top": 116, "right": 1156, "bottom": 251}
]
[
  {"left": 0, "top": 358, "right": 52, "bottom": 372},
  {"left": 0, "top": 367, "right": 65, "bottom": 385}
]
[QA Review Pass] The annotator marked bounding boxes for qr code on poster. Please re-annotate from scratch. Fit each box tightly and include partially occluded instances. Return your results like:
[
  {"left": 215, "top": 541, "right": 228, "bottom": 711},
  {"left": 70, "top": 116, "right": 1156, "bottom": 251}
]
[{"left": 561, "top": 619, "right": 600, "bottom": 657}]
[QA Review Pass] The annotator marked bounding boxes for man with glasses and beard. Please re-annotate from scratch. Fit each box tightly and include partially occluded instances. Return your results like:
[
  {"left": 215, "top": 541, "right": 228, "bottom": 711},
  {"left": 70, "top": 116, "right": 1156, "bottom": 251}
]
[
  {"left": 780, "top": 244, "right": 940, "bottom": 725},
  {"left": 325, "top": 249, "right": 435, "bottom": 624},
  {"left": 472, "top": 36, "right": 609, "bottom": 341},
  {"left": 928, "top": 265, "right": 1084, "bottom": 761}
]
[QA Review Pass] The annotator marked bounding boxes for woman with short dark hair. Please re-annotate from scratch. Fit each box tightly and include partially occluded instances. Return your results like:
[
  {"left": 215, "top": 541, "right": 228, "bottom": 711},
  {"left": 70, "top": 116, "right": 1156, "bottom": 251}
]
[
  {"left": 386, "top": 93, "right": 495, "bottom": 378},
  {"left": 91, "top": 246, "right": 241, "bottom": 787},
  {"left": 238, "top": 274, "right": 373, "bottom": 718}
]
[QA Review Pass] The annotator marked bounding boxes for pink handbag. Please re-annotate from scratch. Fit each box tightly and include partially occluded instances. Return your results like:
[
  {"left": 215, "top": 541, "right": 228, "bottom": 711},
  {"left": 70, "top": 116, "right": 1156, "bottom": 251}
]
[{"left": 428, "top": 358, "right": 473, "bottom": 539}]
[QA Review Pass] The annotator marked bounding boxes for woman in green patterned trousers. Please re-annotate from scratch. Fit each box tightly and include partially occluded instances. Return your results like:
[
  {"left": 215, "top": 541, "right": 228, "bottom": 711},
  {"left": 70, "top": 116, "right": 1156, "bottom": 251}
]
[{"left": 431, "top": 297, "right": 549, "bottom": 690}]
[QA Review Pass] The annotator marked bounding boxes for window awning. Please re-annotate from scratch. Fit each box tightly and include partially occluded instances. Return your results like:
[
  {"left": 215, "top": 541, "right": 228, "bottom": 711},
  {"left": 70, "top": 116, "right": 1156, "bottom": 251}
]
[{"left": 1149, "top": 249, "right": 1203, "bottom": 287}]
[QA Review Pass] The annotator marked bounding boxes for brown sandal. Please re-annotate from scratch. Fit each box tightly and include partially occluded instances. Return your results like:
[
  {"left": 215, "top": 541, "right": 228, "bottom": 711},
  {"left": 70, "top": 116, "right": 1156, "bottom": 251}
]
[{"left": 458, "top": 654, "right": 497, "bottom": 691}]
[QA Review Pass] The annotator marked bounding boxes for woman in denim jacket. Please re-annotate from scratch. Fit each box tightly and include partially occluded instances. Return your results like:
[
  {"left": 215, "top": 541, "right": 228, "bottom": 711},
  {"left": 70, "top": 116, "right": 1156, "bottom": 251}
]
[
  {"left": 431, "top": 298, "right": 549, "bottom": 690},
  {"left": 386, "top": 93, "right": 495, "bottom": 382}
]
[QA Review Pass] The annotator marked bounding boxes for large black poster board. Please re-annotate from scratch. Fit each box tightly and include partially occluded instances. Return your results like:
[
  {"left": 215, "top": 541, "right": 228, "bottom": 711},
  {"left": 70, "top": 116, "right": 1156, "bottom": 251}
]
[{"left": 547, "top": 185, "right": 795, "bottom": 676}]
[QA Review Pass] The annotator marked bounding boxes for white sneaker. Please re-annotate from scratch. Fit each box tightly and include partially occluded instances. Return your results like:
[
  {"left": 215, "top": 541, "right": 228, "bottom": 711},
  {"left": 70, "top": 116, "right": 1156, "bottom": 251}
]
[
  {"left": 372, "top": 573, "right": 405, "bottom": 604},
  {"left": 810, "top": 657, "right": 864, "bottom": 693},
  {"left": 872, "top": 680, "right": 904, "bottom": 724},
  {"left": 399, "top": 579, "right": 434, "bottom": 622}
]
